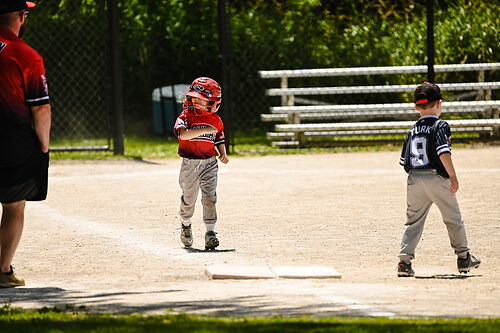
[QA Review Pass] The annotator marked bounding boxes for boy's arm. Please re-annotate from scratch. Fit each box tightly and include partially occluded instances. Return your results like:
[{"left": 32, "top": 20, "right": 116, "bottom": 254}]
[
  {"left": 216, "top": 143, "right": 229, "bottom": 164},
  {"left": 439, "top": 152, "right": 459, "bottom": 193},
  {"left": 178, "top": 126, "right": 217, "bottom": 140}
]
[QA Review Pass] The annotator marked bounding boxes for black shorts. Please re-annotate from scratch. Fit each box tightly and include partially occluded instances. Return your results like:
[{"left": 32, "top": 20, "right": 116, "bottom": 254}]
[{"left": 0, "top": 152, "right": 49, "bottom": 204}]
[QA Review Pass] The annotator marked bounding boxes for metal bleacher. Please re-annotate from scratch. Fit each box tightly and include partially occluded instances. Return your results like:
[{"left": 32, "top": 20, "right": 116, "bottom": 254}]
[{"left": 259, "top": 63, "right": 500, "bottom": 147}]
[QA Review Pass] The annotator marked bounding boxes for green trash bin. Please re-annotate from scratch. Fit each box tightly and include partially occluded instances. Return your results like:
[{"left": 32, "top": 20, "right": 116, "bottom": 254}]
[{"left": 152, "top": 84, "right": 190, "bottom": 135}]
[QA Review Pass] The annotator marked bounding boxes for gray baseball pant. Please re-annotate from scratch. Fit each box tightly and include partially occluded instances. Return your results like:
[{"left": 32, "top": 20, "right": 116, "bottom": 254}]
[
  {"left": 178, "top": 156, "right": 218, "bottom": 227},
  {"left": 398, "top": 170, "right": 470, "bottom": 262}
]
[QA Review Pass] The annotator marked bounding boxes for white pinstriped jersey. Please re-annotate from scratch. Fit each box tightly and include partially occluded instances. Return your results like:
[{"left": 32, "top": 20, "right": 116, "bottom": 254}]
[{"left": 400, "top": 115, "right": 451, "bottom": 178}]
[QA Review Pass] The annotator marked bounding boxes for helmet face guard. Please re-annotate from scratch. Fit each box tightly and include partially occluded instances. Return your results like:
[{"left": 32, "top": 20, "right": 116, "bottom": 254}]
[
  {"left": 182, "top": 77, "right": 221, "bottom": 115},
  {"left": 182, "top": 97, "right": 214, "bottom": 115}
]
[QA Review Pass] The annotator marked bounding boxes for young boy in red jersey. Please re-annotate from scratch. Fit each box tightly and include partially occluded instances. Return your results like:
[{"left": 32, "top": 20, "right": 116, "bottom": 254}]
[{"left": 173, "top": 77, "right": 228, "bottom": 250}]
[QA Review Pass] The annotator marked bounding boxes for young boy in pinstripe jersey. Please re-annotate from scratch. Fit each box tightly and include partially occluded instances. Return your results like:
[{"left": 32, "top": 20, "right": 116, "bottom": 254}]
[{"left": 397, "top": 82, "right": 480, "bottom": 277}]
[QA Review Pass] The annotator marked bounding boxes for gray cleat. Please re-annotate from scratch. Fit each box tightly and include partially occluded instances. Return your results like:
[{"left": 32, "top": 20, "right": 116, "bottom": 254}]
[
  {"left": 457, "top": 253, "right": 481, "bottom": 273},
  {"left": 180, "top": 224, "right": 193, "bottom": 247},
  {"left": 205, "top": 231, "right": 219, "bottom": 250}
]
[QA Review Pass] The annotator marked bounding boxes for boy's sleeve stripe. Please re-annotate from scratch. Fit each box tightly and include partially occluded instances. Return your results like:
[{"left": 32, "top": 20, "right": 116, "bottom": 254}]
[{"left": 437, "top": 147, "right": 451, "bottom": 155}]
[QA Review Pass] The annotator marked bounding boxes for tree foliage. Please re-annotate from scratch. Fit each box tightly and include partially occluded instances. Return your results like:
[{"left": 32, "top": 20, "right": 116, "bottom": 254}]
[{"left": 25, "top": 0, "right": 500, "bottom": 133}]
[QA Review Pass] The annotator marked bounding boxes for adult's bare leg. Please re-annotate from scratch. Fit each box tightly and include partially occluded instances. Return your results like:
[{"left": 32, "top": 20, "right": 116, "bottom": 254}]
[{"left": 0, "top": 201, "right": 26, "bottom": 273}]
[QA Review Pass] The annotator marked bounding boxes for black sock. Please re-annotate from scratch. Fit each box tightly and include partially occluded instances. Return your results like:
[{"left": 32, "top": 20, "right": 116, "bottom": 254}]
[{"left": 2, "top": 267, "right": 13, "bottom": 276}]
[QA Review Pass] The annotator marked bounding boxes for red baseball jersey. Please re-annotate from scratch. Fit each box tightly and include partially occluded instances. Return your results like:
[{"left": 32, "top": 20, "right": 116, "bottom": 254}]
[
  {"left": 174, "top": 110, "right": 225, "bottom": 159},
  {"left": 0, "top": 27, "right": 50, "bottom": 125}
]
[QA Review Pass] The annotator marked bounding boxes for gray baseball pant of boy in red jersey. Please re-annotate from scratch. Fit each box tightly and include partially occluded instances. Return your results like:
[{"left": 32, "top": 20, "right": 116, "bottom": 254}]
[
  {"left": 398, "top": 170, "right": 470, "bottom": 262},
  {"left": 178, "top": 156, "right": 218, "bottom": 227}
]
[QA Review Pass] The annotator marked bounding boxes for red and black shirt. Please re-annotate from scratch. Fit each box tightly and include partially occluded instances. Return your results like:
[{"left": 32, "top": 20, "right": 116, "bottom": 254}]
[
  {"left": 0, "top": 27, "right": 50, "bottom": 125},
  {"left": 174, "top": 110, "right": 225, "bottom": 159},
  {"left": 1, "top": 27, "right": 50, "bottom": 184}
]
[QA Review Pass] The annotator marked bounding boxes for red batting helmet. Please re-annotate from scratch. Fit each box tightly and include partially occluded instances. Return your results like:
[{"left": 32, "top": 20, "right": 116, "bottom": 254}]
[{"left": 184, "top": 77, "right": 222, "bottom": 114}]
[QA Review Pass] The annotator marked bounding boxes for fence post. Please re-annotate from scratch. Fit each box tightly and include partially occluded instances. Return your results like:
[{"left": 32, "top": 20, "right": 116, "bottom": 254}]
[
  {"left": 426, "top": 0, "right": 435, "bottom": 83},
  {"left": 281, "top": 75, "right": 301, "bottom": 144},
  {"left": 478, "top": 70, "right": 485, "bottom": 100},
  {"left": 281, "top": 76, "right": 298, "bottom": 123},
  {"left": 479, "top": 70, "right": 500, "bottom": 136},
  {"left": 477, "top": 70, "right": 497, "bottom": 136},
  {"left": 281, "top": 76, "right": 288, "bottom": 106},
  {"left": 280, "top": 76, "right": 295, "bottom": 107},
  {"left": 218, "top": 0, "right": 233, "bottom": 154},
  {"left": 107, "top": 0, "right": 125, "bottom": 155},
  {"left": 493, "top": 110, "right": 500, "bottom": 137}
]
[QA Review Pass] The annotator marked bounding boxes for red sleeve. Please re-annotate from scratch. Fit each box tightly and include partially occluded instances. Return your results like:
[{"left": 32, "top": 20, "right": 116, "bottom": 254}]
[{"left": 24, "top": 56, "right": 50, "bottom": 107}]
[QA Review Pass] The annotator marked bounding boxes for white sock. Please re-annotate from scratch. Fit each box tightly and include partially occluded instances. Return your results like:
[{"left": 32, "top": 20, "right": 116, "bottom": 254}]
[
  {"left": 181, "top": 219, "right": 192, "bottom": 226},
  {"left": 205, "top": 223, "right": 215, "bottom": 232}
]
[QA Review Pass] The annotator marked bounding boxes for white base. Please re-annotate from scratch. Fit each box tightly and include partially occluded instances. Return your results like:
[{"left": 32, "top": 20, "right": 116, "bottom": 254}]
[
  {"left": 205, "top": 265, "right": 341, "bottom": 280},
  {"left": 205, "top": 265, "right": 277, "bottom": 279},
  {"left": 271, "top": 265, "right": 342, "bottom": 279}
]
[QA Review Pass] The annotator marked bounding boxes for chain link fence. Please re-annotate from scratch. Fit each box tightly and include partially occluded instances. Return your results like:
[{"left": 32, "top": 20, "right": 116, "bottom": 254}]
[
  {"left": 21, "top": 1, "right": 498, "bottom": 151},
  {"left": 225, "top": 0, "right": 499, "bottom": 141},
  {"left": 25, "top": 0, "right": 111, "bottom": 150}
]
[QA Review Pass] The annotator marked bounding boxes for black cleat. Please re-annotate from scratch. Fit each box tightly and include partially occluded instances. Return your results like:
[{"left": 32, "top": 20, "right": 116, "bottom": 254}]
[
  {"left": 458, "top": 253, "right": 481, "bottom": 274},
  {"left": 205, "top": 231, "right": 219, "bottom": 250},
  {"left": 397, "top": 261, "right": 415, "bottom": 277}
]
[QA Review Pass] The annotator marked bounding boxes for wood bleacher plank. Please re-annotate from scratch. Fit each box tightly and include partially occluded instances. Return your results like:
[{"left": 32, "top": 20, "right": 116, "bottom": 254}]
[
  {"left": 266, "top": 82, "right": 500, "bottom": 97},
  {"left": 275, "top": 119, "right": 500, "bottom": 132}
]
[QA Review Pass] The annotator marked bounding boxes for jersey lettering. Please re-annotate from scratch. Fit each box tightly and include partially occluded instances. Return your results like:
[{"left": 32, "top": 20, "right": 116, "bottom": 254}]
[
  {"left": 409, "top": 136, "right": 429, "bottom": 167},
  {"left": 41, "top": 74, "right": 48, "bottom": 95},
  {"left": 192, "top": 125, "right": 216, "bottom": 141},
  {"left": 401, "top": 117, "right": 451, "bottom": 177},
  {"left": 0, "top": 41, "right": 6, "bottom": 53},
  {"left": 408, "top": 125, "right": 433, "bottom": 136}
]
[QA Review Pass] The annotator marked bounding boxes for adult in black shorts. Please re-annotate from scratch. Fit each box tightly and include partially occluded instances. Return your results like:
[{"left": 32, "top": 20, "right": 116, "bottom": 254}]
[{"left": 0, "top": 0, "right": 51, "bottom": 288}]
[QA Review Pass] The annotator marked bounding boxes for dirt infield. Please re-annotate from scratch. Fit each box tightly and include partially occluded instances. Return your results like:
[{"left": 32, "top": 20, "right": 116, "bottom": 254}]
[{"left": 1, "top": 147, "right": 499, "bottom": 317}]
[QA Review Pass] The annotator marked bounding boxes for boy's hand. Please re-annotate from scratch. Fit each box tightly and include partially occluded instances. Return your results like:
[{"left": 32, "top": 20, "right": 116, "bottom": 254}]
[
  {"left": 216, "top": 143, "right": 229, "bottom": 164},
  {"left": 449, "top": 175, "right": 459, "bottom": 193},
  {"left": 439, "top": 153, "right": 459, "bottom": 193},
  {"left": 218, "top": 154, "right": 229, "bottom": 164}
]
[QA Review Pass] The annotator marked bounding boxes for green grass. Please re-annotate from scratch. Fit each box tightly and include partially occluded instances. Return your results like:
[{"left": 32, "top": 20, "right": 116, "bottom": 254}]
[
  {"left": 0, "top": 306, "right": 499, "bottom": 332},
  {"left": 50, "top": 135, "right": 180, "bottom": 160},
  {"left": 48, "top": 131, "right": 497, "bottom": 161},
  {"left": 49, "top": 132, "right": 405, "bottom": 160}
]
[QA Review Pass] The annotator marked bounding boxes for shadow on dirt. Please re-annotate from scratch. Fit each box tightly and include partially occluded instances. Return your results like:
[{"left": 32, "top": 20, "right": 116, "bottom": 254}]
[
  {"left": 0, "top": 287, "right": 378, "bottom": 316},
  {"left": 415, "top": 274, "right": 482, "bottom": 280},
  {"left": 0, "top": 287, "right": 185, "bottom": 314},
  {"left": 183, "top": 247, "right": 236, "bottom": 253}
]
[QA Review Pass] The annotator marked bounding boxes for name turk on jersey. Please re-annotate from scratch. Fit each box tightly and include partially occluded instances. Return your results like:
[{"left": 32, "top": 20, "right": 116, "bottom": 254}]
[{"left": 409, "top": 125, "right": 433, "bottom": 136}]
